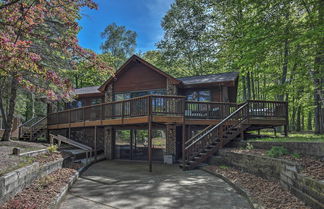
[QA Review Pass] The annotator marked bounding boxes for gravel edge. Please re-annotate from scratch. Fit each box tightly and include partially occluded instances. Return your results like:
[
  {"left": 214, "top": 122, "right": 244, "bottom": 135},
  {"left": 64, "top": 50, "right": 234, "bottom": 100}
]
[{"left": 201, "top": 167, "right": 265, "bottom": 209}]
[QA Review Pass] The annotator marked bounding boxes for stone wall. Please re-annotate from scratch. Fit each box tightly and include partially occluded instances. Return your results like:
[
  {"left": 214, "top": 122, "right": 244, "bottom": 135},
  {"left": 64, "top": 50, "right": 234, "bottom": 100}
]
[
  {"left": 210, "top": 150, "right": 324, "bottom": 209},
  {"left": 0, "top": 159, "right": 64, "bottom": 204},
  {"left": 166, "top": 125, "right": 176, "bottom": 156},
  {"left": 281, "top": 165, "right": 324, "bottom": 209},
  {"left": 229, "top": 141, "right": 324, "bottom": 158}
]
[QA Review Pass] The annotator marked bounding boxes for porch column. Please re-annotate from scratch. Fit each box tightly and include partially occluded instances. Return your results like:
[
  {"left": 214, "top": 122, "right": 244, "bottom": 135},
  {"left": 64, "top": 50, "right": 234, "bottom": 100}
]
[
  {"left": 166, "top": 124, "right": 177, "bottom": 160},
  {"left": 105, "top": 84, "right": 114, "bottom": 102},
  {"left": 104, "top": 126, "right": 115, "bottom": 160}
]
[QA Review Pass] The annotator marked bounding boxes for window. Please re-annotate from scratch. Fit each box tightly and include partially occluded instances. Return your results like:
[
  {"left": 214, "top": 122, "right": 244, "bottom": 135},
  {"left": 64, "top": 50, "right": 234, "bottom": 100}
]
[
  {"left": 186, "top": 90, "right": 211, "bottom": 101},
  {"left": 91, "top": 98, "right": 102, "bottom": 105},
  {"left": 115, "top": 93, "right": 131, "bottom": 101},
  {"left": 114, "top": 89, "right": 166, "bottom": 101}
]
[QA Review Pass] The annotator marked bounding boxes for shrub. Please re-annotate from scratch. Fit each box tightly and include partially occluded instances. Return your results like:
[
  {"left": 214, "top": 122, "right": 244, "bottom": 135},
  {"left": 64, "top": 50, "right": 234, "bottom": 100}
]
[
  {"left": 47, "top": 145, "right": 58, "bottom": 153},
  {"left": 246, "top": 142, "right": 254, "bottom": 150},
  {"left": 291, "top": 153, "right": 301, "bottom": 159},
  {"left": 219, "top": 165, "right": 229, "bottom": 169},
  {"left": 266, "top": 146, "right": 289, "bottom": 158},
  {"left": 39, "top": 176, "right": 54, "bottom": 188},
  {"left": 37, "top": 137, "right": 47, "bottom": 142}
]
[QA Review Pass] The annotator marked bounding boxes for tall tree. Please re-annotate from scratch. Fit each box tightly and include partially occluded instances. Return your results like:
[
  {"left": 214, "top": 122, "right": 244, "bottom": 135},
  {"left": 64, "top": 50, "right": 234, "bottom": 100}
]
[
  {"left": 157, "top": 0, "right": 219, "bottom": 75},
  {"left": 0, "top": 0, "right": 112, "bottom": 141},
  {"left": 100, "top": 23, "right": 137, "bottom": 68}
]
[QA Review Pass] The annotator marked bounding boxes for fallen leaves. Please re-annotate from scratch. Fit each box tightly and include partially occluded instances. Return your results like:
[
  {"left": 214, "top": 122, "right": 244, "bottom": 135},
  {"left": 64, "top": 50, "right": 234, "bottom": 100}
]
[{"left": 205, "top": 165, "right": 311, "bottom": 209}]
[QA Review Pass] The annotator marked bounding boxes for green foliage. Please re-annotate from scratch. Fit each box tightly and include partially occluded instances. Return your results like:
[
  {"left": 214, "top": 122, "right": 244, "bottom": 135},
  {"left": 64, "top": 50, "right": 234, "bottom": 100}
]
[
  {"left": 37, "top": 137, "right": 48, "bottom": 142},
  {"left": 291, "top": 153, "right": 301, "bottom": 159},
  {"left": 266, "top": 146, "right": 289, "bottom": 158},
  {"left": 246, "top": 142, "right": 254, "bottom": 150},
  {"left": 64, "top": 52, "right": 116, "bottom": 89},
  {"left": 250, "top": 133, "right": 324, "bottom": 142},
  {"left": 100, "top": 23, "right": 137, "bottom": 68},
  {"left": 47, "top": 145, "right": 58, "bottom": 153},
  {"left": 219, "top": 165, "right": 229, "bottom": 169},
  {"left": 157, "top": 0, "right": 218, "bottom": 76},
  {"left": 158, "top": 0, "right": 324, "bottom": 133},
  {"left": 37, "top": 176, "right": 55, "bottom": 190}
]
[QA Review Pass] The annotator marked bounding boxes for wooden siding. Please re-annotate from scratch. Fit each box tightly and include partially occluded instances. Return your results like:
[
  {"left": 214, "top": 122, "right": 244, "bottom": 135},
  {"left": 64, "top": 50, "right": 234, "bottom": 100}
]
[{"left": 113, "top": 62, "right": 167, "bottom": 92}]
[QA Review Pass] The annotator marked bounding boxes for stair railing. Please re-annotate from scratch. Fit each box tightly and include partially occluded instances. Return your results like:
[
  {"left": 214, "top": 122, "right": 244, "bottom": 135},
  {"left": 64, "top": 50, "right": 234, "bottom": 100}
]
[
  {"left": 19, "top": 116, "right": 46, "bottom": 140},
  {"left": 183, "top": 102, "right": 249, "bottom": 165},
  {"left": 49, "top": 134, "right": 93, "bottom": 164}
]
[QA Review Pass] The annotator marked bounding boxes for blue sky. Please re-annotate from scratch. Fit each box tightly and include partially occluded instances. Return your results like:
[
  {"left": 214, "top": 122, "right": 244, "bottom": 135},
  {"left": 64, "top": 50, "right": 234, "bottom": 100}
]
[{"left": 78, "top": 0, "right": 174, "bottom": 54}]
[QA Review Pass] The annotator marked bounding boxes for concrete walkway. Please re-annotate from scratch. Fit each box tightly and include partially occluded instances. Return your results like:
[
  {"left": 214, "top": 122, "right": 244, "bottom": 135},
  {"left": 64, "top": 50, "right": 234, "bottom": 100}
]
[{"left": 60, "top": 161, "right": 251, "bottom": 209}]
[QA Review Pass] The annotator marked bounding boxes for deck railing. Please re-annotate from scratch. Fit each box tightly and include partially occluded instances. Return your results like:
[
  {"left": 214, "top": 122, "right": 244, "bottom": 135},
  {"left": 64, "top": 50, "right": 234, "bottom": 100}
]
[{"left": 47, "top": 95, "right": 288, "bottom": 125}]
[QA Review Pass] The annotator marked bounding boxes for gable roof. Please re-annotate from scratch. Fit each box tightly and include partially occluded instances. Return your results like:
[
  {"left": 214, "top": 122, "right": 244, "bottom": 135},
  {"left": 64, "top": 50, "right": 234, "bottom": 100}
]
[
  {"left": 98, "top": 55, "right": 180, "bottom": 92},
  {"left": 177, "top": 72, "right": 239, "bottom": 86}
]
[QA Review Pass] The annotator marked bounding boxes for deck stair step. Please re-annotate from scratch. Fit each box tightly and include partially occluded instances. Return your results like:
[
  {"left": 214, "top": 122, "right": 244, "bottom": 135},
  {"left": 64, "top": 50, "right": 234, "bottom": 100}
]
[{"left": 182, "top": 103, "right": 250, "bottom": 170}]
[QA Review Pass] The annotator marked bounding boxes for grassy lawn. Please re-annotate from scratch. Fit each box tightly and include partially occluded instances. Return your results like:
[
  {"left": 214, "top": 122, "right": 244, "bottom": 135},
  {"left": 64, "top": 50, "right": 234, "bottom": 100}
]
[{"left": 249, "top": 132, "right": 324, "bottom": 142}]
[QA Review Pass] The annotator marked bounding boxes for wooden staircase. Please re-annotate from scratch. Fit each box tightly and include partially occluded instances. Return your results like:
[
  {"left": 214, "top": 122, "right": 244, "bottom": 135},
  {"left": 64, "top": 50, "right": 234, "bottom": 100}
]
[
  {"left": 19, "top": 116, "right": 47, "bottom": 141},
  {"left": 49, "top": 134, "right": 93, "bottom": 164},
  {"left": 182, "top": 103, "right": 250, "bottom": 170}
]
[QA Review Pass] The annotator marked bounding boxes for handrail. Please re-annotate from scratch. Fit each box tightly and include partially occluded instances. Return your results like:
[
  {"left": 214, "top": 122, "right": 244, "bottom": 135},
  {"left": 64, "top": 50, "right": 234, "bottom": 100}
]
[
  {"left": 184, "top": 124, "right": 213, "bottom": 146},
  {"left": 50, "top": 134, "right": 93, "bottom": 165},
  {"left": 30, "top": 116, "right": 46, "bottom": 127},
  {"left": 47, "top": 96, "right": 288, "bottom": 126},
  {"left": 185, "top": 102, "right": 248, "bottom": 150}
]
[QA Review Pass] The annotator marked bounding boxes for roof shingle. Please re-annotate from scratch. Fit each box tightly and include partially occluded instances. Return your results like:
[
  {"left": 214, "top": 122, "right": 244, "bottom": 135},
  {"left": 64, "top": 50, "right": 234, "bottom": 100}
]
[
  {"left": 75, "top": 86, "right": 101, "bottom": 95},
  {"left": 177, "top": 72, "right": 239, "bottom": 85}
]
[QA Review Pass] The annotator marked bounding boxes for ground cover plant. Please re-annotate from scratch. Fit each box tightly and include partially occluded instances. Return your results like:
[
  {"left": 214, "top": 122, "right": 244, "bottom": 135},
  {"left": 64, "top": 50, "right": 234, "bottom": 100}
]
[{"left": 249, "top": 132, "right": 324, "bottom": 142}]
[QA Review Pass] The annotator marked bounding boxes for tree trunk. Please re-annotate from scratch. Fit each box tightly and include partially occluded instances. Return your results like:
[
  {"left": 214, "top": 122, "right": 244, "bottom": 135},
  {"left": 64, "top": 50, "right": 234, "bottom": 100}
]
[
  {"left": 2, "top": 75, "right": 18, "bottom": 141},
  {"left": 242, "top": 75, "right": 247, "bottom": 101},
  {"left": 307, "top": 110, "right": 312, "bottom": 130},
  {"left": 251, "top": 71, "right": 255, "bottom": 100},
  {"left": 313, "top": 0, "right": 324, "bottom": 134},
  {"left": 246, "top": 72, "right": 251, "bottom": 100},
  {"left": 296, "top": 105, "right": 301, "bottom": 132}
]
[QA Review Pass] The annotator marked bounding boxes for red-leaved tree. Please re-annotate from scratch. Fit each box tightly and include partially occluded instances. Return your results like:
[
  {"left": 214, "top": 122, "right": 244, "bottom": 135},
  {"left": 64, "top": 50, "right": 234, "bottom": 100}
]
[{"left": 0, "top": 0, "right": 113, "bottom": 141}]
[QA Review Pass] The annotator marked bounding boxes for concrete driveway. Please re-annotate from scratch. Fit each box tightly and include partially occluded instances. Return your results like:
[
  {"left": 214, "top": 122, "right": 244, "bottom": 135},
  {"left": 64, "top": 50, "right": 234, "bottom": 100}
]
[{"left": 59, "top": 161, "right": 251, "bottom": 209}]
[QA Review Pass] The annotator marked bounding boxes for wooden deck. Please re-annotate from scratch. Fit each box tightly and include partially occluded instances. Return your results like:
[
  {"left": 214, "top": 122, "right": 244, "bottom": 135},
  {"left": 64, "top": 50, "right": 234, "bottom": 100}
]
[{"left": 47, "top": 95, "right": 288, "bottom": 129}]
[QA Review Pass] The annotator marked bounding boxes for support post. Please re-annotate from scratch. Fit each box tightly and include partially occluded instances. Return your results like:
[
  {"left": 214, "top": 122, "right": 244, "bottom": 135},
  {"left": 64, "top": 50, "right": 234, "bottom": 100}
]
[
  {"left": 148, "top": 96, "right": 153, "bottom": 172},
  {"left": 130, "top": 129, "right": 133, "bottom": 160},
  {"left": 94, "top": 126, "right": 97, "bottom": 161},
  {"left": 182, "top": 124, "right": 186, "bottom": 169}
]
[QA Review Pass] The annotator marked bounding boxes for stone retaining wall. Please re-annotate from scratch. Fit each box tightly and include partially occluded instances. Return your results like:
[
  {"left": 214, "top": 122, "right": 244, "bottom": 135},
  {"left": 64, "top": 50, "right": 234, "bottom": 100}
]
[
  {"left": 210, "top": 150, "right": 324, "bottom": 209},
  {"left": 229, "top": 141, "right": 324, "bottom": 158},
  {"left": 0, "top": 158, "right": 63, "bottom": 204}
]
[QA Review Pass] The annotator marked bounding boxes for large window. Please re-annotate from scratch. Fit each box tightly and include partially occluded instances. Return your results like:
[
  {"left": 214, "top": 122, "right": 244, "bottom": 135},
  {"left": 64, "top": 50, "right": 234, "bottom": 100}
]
[
  {"left": 114, "top": 89, "right": 166, "bottom": 101},
  {"left": 186, "top": 90, "right": 211, "bottom": 102}
]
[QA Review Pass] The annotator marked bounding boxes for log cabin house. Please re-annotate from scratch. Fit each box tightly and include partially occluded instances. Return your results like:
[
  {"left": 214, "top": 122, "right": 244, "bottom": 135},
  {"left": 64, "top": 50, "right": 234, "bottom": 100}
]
[{"left": 21, "top": 55, "right": 288, "bottom": 170}]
